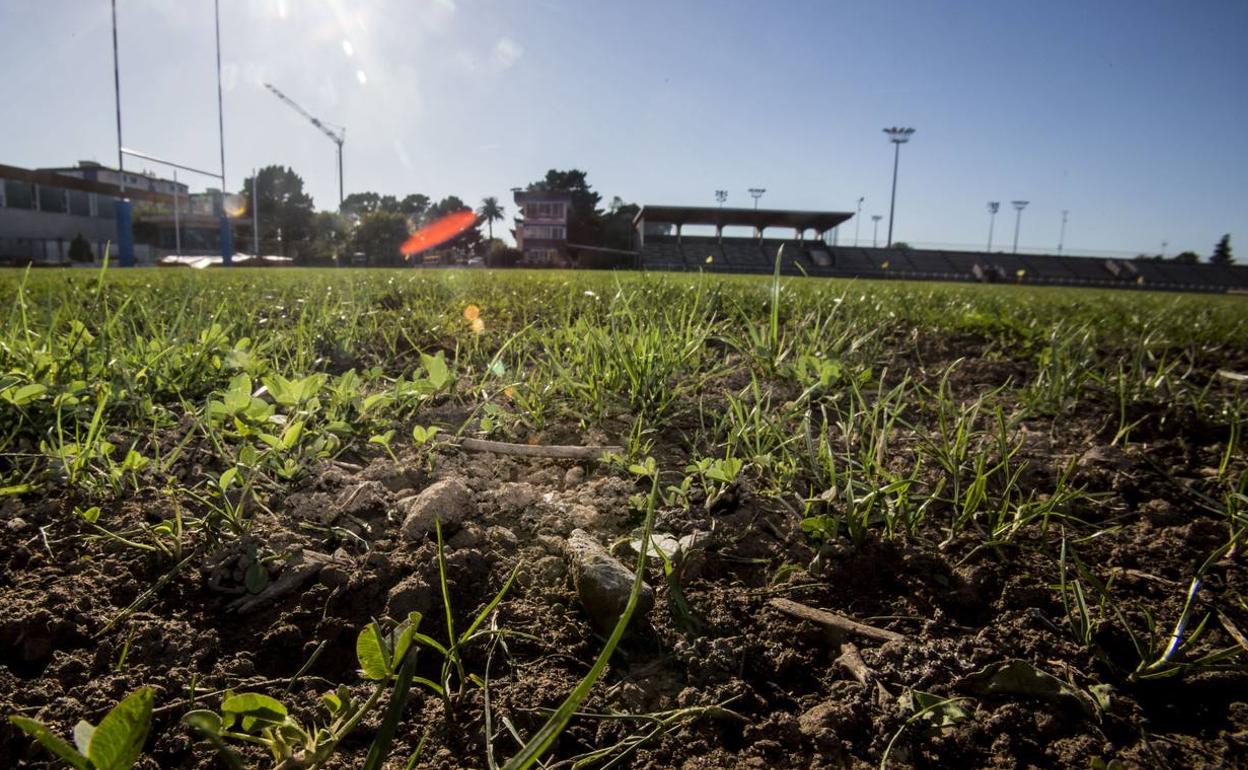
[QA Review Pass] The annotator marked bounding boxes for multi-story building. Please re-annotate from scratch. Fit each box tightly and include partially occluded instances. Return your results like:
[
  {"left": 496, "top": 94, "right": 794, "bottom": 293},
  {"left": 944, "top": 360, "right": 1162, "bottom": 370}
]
[
  {"left": 41, "top": 161, "right": 189, "bottom": 197},
  {"left": 0, "top": 161, "right": 242, "bottom": 265},
  {"left": 512, "top": 189, "right": 571, "bottom": 265}
]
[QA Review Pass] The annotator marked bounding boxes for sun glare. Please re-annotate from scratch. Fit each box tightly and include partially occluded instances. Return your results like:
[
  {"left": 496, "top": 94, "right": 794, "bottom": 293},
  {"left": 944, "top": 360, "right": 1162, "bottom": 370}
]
[{"left": 400, "top": 210, "right": 478, "bottom": 256}]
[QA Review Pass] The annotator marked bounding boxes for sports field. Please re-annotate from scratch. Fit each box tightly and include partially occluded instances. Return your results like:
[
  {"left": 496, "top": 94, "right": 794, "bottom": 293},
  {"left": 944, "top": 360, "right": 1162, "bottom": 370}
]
[{"left": 2, "top": 267, "right": 1246, "bottom": 769}]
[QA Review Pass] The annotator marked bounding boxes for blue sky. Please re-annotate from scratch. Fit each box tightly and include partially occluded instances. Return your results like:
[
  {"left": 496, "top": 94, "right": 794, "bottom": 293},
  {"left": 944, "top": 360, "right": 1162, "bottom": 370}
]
[{"left": 3, "top": 0, "right": 1246, "bottom": 255}]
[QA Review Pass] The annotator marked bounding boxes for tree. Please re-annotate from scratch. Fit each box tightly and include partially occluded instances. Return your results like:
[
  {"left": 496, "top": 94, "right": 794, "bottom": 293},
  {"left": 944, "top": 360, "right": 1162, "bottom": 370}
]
[
  {"left": 350, "top": 211, "right": 410, "bottom": 266},
  {"left": 399, "top": 194, "right": 430, "bottom": 225},
  {"left": 485, "top": 239, "right": 523, "bottom": 267},
  {"left": 426, "top": 195, "right": 483, "bottom": 252},
  {"left": 600, "top": 200, "right": 640, "bottom": 250},
  {"left": 1211, "top": 234, "right": 1234, "bottom": 266},
  {"left": 341, "top": 192, "right": 380, "bottom": 218},
  {"left": 307, "top": 211, "right": 351, "bottom": 263},
  {"left": 1173, "top": 251, "right": 1200, "bottom": 265},
  {"left": 68, "top": 233, "right": 93, "bottom": 263},
  {"left": 477, "top": 196, "right": 504, "bottom": 240},
  {"left": 527, "top": 169, "right": 602, "bottom": 244},
  {"left": 241, "top": 166, "right": 315, "bottom": 259}
]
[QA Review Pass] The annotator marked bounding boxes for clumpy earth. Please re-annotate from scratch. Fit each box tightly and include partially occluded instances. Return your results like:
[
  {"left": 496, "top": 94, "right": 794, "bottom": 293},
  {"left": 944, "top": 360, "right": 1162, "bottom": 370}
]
[{"left": 2, "top": 337, "right": 1247, "bottom": 769}]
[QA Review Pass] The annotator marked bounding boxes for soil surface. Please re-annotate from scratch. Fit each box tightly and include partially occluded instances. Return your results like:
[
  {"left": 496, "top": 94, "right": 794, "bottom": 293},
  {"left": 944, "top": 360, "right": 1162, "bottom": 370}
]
[{"left": 2, "top": 335, "right": 1246, "bottom": 770}]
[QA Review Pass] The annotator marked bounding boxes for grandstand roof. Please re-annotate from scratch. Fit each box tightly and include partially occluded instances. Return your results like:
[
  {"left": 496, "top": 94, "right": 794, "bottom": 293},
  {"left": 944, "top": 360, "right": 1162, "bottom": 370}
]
[{"left": 633, "top": 204, "right": 853, "bottom": 233}]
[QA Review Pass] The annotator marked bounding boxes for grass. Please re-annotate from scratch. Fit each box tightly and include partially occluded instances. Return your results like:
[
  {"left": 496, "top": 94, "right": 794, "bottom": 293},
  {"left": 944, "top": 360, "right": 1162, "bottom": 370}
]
[{"left": 2, "top": 265, "right": 1246, "bottom": 767}]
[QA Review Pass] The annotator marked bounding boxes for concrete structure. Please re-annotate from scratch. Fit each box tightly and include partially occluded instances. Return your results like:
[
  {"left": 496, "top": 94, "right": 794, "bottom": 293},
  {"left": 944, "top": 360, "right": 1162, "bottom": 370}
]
[
  {"left": 0, "top": 162, "right": 246, "bottom": 266},
  {"left": 634, "top": 215, "right": 1248, "bottom": 294},
  {"left": 512, "top": 189, "right": 571, "bottom": 265},
  {"left": 41, "top": 161, "right": 188, "bottom": 197},
  {"left": 632, "top": 204, "right": 854, "bottom": 248}
]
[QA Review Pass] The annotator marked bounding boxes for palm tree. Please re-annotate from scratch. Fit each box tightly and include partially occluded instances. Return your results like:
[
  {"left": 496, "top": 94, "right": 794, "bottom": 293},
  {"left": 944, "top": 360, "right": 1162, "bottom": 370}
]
[{"left": 477, "top": 196, "right": 504, "bottom": 241}]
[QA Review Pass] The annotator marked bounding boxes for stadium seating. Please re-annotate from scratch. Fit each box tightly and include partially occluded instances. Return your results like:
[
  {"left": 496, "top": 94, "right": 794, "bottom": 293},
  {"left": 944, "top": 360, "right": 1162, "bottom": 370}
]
[{"left": 638, "top": 237, "right": 1247, "bottom": 293}]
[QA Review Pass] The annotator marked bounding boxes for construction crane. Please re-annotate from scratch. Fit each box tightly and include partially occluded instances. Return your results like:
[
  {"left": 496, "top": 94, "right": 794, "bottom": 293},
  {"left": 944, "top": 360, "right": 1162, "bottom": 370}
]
[{"left": 263, "top": 82, "right": 345, "bottom": 207}]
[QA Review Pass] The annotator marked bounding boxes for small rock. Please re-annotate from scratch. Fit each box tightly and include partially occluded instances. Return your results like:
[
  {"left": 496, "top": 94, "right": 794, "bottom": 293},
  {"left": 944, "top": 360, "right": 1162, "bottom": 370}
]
[
  {"left": 386, "top": 575, "right": 433, "bottom": 618},
  {"left": 493, "top": 482, "right": 540, "bottom": 512},
  {"left": 401, "top": 477, "right": 474, "bottom": 541},
  {"left": 334, "top": 480, "right": 389, "bottom": 518},
  {"left": 319, "top": 564, "right": 350, "bottom": 587},
  {"left": 6, "top": 517, "right": 29, "bottom": 533},
  {"left": 1140, "top": 498, "right": 1182, "bottom": 526},
  {"left": 564, "top": 529, "right": 653, "bottom": 633},
  {"left": 486, "top": 525, "right": 519, "bottom": 550},
  {"left": 448, "top": 523, "right": 484, "bottom": 551},
  {"left": 363, "top": 461, "right": 423, "bottom": 492},
  {"left": 568, "top": 504, "right": 607, "bottom": 530},
  {"left": 798, "top": 700, "right": 843, "bottom": 737},
  {"left": 537, "top": 534, "right": 565, "bottom": 555},
  {"left": 532, "top": 554, "right": 567, "bottom": 585},
  {"left": 563, "top": 466, "right": 585, "bottom": 487}
]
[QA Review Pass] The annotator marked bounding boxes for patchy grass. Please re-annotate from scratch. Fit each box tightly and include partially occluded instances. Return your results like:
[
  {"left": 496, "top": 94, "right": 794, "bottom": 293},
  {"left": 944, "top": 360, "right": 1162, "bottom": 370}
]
[{"left": 2, "top": 267, "right": 1246, "bottom": 769}]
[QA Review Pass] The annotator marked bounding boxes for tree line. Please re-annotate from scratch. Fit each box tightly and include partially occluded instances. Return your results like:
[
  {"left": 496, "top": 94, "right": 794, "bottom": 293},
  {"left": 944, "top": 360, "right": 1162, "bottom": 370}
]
[
  {"left": 1136, "top": 234, "right": 1234, "bottom": 266},
  {"left": 238, "top": 165, "right": 643, "bottom": 265}
]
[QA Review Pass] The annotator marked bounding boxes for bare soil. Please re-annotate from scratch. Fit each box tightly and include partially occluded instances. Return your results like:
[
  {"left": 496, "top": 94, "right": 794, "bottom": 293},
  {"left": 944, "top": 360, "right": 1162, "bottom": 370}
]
[{"left": 1, "top": 339, "right": 1246, "bottom": 769}]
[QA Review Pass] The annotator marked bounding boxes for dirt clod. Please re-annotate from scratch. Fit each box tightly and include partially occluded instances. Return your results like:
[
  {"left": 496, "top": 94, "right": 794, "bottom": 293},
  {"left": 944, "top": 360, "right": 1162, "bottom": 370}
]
[{"left": 400, "top": 476, "right": 474, "bottom": 540}]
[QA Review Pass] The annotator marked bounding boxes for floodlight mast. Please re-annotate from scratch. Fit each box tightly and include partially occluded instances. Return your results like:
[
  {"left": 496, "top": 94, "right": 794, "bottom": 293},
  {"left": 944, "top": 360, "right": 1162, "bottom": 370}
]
[
  {"left": 853, "top": 196, "right": 864, "bottom": 246},
  {"left": 986, "top": 201, "right": 1000, "bottom": 252},
  {"left": 715, "top": 190, "right": 727, "bottom": 208},
  {"left": 882, "top": 126, "right": 915, "bottom": 247},
  {"left": 1011, "top": 200, "right": 1029, "bottom": 254},
  {"left": 264, "top": 82, "right": 345, "bottom": 207},
  {"left": 871, "top": 214, "right": 883, "bottom": 248},
  {"left": 748, "top": 188, "right": 766, "bottom": 209},
  {"left": 1058, "top": 209, "right": 1069, "bottom": 255}
]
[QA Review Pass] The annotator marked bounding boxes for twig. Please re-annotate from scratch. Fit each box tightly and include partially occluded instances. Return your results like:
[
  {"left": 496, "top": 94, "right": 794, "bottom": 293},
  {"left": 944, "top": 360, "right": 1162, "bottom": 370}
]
[
  {"left": 835, "top": 642, "right": 874, "bottom": 685},
  {"left": 768, "top": 597, "right": 906, "bottom": 644},
  {"left": 455, "top": 437, "right": 623, "bottom": 460},
  {"left": 1114, "top": 567, "right": 1181, "bottom": 588},
  {"left": 151, "top": 675, "right": 337, "bottom": 716},
  {"left": 228, "top": 549, "right": 347, "bottom": 613},
  {"left": 1218, "top": 611, "right": 1248, "bottom": 654},
  {"left": 96, "top": 551, "right": 199, "bottom": 637}
]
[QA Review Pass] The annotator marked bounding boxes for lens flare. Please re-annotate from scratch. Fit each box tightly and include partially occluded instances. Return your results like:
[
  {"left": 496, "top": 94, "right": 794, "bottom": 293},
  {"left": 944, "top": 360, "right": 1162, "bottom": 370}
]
[
  {"left": 401, "top": 210, "right": 477, "bottom": 256},
  {"left": 222, "top": 193, "right": 246, "bottom": 218}
]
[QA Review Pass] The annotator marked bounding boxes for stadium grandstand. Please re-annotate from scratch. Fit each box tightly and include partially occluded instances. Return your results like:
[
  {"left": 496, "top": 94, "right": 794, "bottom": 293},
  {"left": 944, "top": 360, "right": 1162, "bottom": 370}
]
[{"left": 629, "top": 205, "right": 1248, "bottom": 294}]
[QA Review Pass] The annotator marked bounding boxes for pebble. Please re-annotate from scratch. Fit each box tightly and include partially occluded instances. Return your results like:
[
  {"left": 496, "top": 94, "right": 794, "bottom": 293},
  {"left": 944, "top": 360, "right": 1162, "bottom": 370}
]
[
  {"left": 401, "top": 477, "right": 474, "bottom": 540},
  {"left": 564, "top": 528, "right": 653, "bottom": 633}
]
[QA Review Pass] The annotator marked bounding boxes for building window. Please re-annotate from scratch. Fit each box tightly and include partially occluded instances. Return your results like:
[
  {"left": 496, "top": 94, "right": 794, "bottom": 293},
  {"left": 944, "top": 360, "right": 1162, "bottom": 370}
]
[
  {"left": 524, "top": 202, "right": 568, "bottom": 220},
  {"left": 38, "top": 185, "right": 67, "bottom": 213},
  {"left": 4, "top": 179, "right": 34, "bottom": 209},
  {"left": 68, "top": 190, "right": 91, "bottom": 217},
  {"left": 523, "top": 225, "right": 568, "bottom": 240},
  {"left": 97, "top": 195, "right": 116, "bottom": 219}
]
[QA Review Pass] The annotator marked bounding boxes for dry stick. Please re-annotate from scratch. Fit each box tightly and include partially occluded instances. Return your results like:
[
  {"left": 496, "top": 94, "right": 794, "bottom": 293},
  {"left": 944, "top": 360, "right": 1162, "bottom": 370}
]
[
  {"left": 97, "top": 550, "right": 199, "bottom": 637},
  {"left": 228, "top": 549, "right": 346, "bottom": 614},
  {"left": 455, "top": 437, "right": 623, "bottom": 460},
  {"left": 834, "top": 642, "right": 875, "bottom": 685},
  {"left": 1218, "top": 611, "right": 1248, "bottom": 654},
  {"left": 768, "top": 598, "right": 906, "bottom": 644}
]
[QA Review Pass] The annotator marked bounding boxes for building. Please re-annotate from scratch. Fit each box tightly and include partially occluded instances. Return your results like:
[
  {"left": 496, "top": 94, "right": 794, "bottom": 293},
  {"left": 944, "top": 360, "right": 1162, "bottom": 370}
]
[
  {"left": 512, "top": 189, "right": 571, "bottom": 265},
  {"left": 41, "top": 161, "right": 188, "bottom": 198},
  {"left": 0, "top": 161, "right": 245, "bottom": 266}
]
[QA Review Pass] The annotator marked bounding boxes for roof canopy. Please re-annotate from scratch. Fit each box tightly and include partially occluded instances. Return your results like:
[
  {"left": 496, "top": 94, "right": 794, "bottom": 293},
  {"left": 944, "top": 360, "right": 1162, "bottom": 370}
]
[
  {"left": 0, "top": 164, "right": 174, "bottom": 204},
  {"left": 633, "top": 204, "right": 853, "bottom": 232}
]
